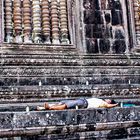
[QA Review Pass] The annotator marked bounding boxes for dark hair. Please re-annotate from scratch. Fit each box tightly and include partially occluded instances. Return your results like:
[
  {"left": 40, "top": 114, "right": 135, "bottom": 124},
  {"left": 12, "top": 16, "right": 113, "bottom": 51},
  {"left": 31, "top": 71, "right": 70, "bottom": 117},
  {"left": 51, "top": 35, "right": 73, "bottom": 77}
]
[{"left": 110, "top": 100, "right": 116, "bottom": 104}]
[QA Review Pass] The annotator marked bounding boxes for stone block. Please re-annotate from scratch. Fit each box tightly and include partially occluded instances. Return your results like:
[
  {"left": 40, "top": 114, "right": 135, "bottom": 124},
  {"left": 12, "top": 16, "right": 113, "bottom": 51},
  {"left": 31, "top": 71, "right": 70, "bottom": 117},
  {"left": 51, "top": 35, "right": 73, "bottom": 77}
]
[
  {"left": 0, "top": 113, "right": 13, "bottom": 129},
  {"left": 83, "top": 0, "right": 99, "bottom": 10},
  {"left": 84, "top": 10, "right": 95, "bottom": 24},
  {"left": 91, "top": 24, "right": 112, "bottom": 39},
  {"left": 93, "top": 0, "right": 100, "bottom": 10},
  {"left": 105, "top": 12, "right": 111, "bottom": 23},
  {"left": 111, "top": 0, "right": 122, "bottom": 10},
  {"left": 94, "top": 10, "right": 104, "bottom": 24},
  {"left": 99, "top": 39, "right": 110, "bottom": 53},
  {"left": 0, "top": 107, "right": 140, "bottom": 131},
  {"left": 113, "top": 26, "right": 125, "bottom": 39},
  {"left": 104, "top": 25, "right": 112, "bottom": 38},
  {"left": 92, "top": 24, "right": 104, "bottom": 38},
  {"left": 111, "top": 10, "right": 123, "bottom": 25},
  {"left": 86, "top": 38, "right": 99, "bottom": 53},
  {"left": 85, "top": 24, "right": 93, "bottom": 38},
  {"left": 0, "top": 15, "right": 2, "bottom": 44},
  {"left": 85, "top": 24, "right": 105, "bottom": 38},
  {"left": 84, "top": 10, "right": 103, "bottom": 24},
  {"left": 112, "top": 39, "right": 126, "bottom": 54}
]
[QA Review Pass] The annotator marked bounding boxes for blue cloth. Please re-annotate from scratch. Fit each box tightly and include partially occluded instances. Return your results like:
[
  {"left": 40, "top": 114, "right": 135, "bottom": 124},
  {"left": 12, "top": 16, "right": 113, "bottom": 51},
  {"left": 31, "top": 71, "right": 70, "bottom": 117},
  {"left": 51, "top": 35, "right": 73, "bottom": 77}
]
[
  {"left": 60, "top": 98, "right": 88, "bottom": 109},
  {"left": 123, "top": 103, "right": 135, "bottom": 107}
]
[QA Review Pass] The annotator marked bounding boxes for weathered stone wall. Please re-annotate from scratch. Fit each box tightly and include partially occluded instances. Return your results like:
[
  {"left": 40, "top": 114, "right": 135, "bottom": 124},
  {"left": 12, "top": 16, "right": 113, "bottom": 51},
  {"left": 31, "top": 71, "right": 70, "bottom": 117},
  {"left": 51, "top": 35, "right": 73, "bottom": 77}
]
[
  {"left": 0, "top": 0, "right": 139, "bottom": 100},
  {"left": 0, "top": 0, "right": 2, "bottom": 44},
  {"left": 0, "top": 1, "right": 140, "bottom": 140},
  {"left": 0, "top": 107, "right": 140, "bottom": 139},
  {"left": 1, "top": 53, "right": 140, "bottom": 102},
  {"left": 131, "top": 0, "right": 140, "bottom": 47},
  {"left": 83, "top": 0, "right": 129, "bottom": 54}
]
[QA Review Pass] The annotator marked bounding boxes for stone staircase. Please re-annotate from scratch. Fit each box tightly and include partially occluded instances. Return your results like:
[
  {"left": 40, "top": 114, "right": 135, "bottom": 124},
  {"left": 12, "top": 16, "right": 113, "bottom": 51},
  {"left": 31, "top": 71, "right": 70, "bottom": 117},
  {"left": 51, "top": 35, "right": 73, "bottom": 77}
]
[
  {"left": 1, "top": 47, "right": 140, "bottom": 102},
  {"left": 1, "top": 46, "right": 140, "bottom": 139}
]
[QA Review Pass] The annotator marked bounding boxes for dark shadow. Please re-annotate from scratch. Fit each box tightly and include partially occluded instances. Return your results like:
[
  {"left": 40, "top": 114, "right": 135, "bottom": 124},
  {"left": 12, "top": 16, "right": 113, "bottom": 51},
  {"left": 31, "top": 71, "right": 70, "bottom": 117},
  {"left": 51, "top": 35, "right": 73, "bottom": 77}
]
[{"left": 107, "top": 128, "right": 128, "bottom": 139}]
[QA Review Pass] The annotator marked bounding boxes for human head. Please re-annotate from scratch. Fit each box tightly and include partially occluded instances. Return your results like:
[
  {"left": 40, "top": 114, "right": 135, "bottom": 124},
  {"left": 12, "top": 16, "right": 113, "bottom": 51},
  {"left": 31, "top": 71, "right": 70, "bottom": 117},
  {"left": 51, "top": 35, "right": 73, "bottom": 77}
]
[{"left": 104, "top": 99, "right": 116, "bottom": 104}]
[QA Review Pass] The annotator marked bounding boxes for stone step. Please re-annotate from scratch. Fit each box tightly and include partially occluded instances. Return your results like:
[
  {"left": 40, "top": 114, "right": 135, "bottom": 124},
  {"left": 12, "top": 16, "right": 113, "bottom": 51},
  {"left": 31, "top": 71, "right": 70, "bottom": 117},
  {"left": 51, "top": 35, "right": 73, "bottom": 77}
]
[
  {"left": 0, "top": 76, "right": 139, "bottom": 87},
  {"left": 3, "top": 130, "right": 140, "bottom": 140},
  {"left": 35, "top": 128, "right": 140, "bottom": 140},
  {"left": 1, "top": 53, "right": 140, "bottom": 66},
  {"left": 0, "top": 66, "right": 140, "bottom": 77},
  {"left": 0, "top": 107, "right": 139, "bottom": 137},
  {"left": 1, "top": 50, "right": 140, "bottom": 101},
  {"left": 0, "top": 84, "right": 139, "bottom": 102},
  {"left": 0, "top": 55, "right": 140, "bottom": 66},
  {"left": 0, "top": 45, "right": 76, "bottom": 53},
  {"left": 0, "top": 98, "right": 140, "bottom": 111}
]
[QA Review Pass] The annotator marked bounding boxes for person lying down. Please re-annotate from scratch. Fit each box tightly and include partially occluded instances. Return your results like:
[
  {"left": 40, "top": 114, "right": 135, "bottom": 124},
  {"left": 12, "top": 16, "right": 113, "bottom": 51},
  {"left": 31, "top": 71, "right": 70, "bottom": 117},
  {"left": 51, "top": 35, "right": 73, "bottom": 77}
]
[{"left": 37, "top": 97, "right": 118, "bottom": 111}]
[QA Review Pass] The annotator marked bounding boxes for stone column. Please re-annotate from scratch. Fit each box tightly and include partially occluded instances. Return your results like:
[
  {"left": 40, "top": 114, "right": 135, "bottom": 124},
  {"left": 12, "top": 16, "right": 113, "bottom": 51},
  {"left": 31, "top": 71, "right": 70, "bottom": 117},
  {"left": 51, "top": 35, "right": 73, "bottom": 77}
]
[
  {"left": 23, "top": 0, "right": 32, "bottom": 43},
  {"left": 0, "top": 14, "right": 1, "bottom": 44},
  {"left": 5, "top": 0, "right": 13, "bottom": 43},
  {"left": 0, "top": 0, "right": 1, "bottom": 44},
  {"left": 133, "top": 0, "right": 140, "bottom": 44},
  {"left": 41, "top": 0, "right": 51, "bottom": 44},
  {"left": 51, "top": 0, "right": 60, "bottom": 44},
  {"left": 32, "top": 0, "right": 42, "bottom": 43},
  {"left": 13, "top": 0, "right": 23, "bottom": 43},
  {"left": 59, "top": 0, "right": 70, "bottom": 44}
]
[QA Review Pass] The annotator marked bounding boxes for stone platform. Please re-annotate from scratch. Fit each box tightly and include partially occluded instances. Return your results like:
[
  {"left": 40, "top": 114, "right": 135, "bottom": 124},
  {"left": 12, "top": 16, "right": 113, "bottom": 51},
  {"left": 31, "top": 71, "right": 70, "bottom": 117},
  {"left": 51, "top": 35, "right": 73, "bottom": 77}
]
[
  {"left": 0, "top": 0, "right": 140, "bottom": 139},
  {"left": 1, "top": 46, "right": 140, "bottom": 101},
  {"left": 1, "top": 46, "right": 140, "bottom": 139},
  {"left": 0, "top": 106, "right": 140, "bottom": 139}
]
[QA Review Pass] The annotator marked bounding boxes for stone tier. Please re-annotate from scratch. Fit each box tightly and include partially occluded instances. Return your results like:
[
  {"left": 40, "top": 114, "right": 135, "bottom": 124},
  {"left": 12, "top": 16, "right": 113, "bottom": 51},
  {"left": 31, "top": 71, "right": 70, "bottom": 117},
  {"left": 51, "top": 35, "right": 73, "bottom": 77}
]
[
  {"left": 1, "top": 47, "right": 140, "bottom": 139},
  {"left": 0, "top": 84, "right": 140, "bottom": 103},
  {"left": 0, "top": 107, "right": 139, "bottom": 139},
  {"left": 1, "top": 49, "right": 140, "bottom": 102}
]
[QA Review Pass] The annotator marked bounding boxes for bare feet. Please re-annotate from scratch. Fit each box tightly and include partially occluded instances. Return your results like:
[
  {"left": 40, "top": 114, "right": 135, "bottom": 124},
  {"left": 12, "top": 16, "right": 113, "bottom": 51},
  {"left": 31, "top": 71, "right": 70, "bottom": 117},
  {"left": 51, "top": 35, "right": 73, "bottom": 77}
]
[
  {"left": 37, "top": 106, "right": 45, "bottom": 111},
  {"left": 44, "top": 102, "right": 50, "bottom": 110},
  {"left": 37, "top": 103, "right": 50, "bottom": 111}
]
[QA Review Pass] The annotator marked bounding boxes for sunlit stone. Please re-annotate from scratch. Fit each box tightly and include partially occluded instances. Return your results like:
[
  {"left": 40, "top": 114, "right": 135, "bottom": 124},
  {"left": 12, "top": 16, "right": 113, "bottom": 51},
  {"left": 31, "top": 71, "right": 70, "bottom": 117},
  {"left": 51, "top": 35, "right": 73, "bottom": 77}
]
[
  {"left": 5, "top": 0, "right": 13, "bottom": 43},
  {"left": 13, "top": 0, "right": 23, "bottom": 43},
  {"left": 23, "top": 0, "right": 32, "bottom": 43},
  {"left": 60, "top": 0, "right": 70, "bottom": 44},
  {"left": 51, "top": 0, "right": 60, "bottom": 44},
  {"left": 41, "top": 0, "right": 51, "bottom": 44},
  {"left": 32, "top": 0, "right": 42, "bottom": 43}
]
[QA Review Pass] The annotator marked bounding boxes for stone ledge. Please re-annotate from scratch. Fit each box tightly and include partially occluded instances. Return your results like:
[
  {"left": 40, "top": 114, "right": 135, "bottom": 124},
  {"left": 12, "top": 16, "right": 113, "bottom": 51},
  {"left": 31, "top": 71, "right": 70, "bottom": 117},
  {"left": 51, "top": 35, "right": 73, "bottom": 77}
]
[
  {"left": 1, "top": 66, "right": 140, "bottom": 76},
  {"left": 35, "top": 127, "right": 140, "bottom": 140},
  {"left": 0, "top": 107, "right": 139, "bottom": 127},
  {"left": 0, "top": 85, "right": 140, "bottom": 102},
  {"left": 1, "top": 53, "right": 140, "bottom": 66},
  {"left": 0, "top": 121, "right": 139, "bottom": 138},
  {"left": 0, "top": 46, "right": 76, "bottom": 55},
  {"left": 0, "top": 107, "right": 139, "bottom": 137}
]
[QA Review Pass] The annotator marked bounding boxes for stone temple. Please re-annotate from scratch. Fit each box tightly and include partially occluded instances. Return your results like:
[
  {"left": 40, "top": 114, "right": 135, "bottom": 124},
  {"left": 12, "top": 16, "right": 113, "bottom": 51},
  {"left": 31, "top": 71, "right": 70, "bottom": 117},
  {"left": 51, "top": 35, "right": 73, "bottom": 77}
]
[{"left": 1, "top": 0, "right": 140, "bottom": 139}]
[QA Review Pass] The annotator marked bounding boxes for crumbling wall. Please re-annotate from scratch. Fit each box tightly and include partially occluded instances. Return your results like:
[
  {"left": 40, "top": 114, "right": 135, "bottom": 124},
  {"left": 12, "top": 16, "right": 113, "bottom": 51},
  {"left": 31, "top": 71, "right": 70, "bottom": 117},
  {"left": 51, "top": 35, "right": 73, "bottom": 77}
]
[
  {"left": 0, "top": 107, "right": 140, "bottom": 139},
  {"left": 0, "top": 0, "right": 2, "bottom": 44},
  {"left": 0, "top": 1, "right": 140, "bottom": 139},
  {"left": 83, "top": 0, "right": 129, "bottom": 54}
]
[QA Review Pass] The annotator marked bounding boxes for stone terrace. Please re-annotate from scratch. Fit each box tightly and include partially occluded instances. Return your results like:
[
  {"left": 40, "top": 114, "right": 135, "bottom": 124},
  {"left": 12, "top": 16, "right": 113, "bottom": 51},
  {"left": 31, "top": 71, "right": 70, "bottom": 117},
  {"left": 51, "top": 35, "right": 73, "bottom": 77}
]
[
  {"left": 0, "top": 46, "right": 140, "bottom": 139},
  {"left": 0, "top": 0, "right": 140, "bottom": 139}
]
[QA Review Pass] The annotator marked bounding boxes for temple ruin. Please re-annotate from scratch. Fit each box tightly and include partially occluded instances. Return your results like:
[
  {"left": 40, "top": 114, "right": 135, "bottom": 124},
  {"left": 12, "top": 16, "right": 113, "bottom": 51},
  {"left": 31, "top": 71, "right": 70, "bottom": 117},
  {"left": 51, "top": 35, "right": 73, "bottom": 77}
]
[{"left": 1, "top": 0, "right": 140, "bottom": 139}]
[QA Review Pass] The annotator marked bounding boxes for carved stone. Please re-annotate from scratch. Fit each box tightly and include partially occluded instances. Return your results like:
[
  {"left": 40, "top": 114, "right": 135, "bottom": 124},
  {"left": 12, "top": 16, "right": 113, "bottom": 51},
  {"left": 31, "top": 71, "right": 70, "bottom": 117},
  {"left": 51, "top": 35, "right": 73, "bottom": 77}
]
[
  {"left": 5, "top": 0, "right": 13, "bottom": 43},
  {"left": 41, "top": 0, "right": 51, "bottom": 44},
  {"left": 1, "top": 0, "right": 140, "bottom": 139},
  {"left": 13, "top": 0, "right": 23, "bottom": 43},
  {"left": 59, "top": 0, "right": 70, "bottom": 44},
  {"left": 50, "top": 0, "right": 60, "bottom": 44},
  {"left": 32, "top": 0, "right": 42, "bottom": 43},
  {"left": 23, "top": 0, "right": 32, "bottom": 43}
]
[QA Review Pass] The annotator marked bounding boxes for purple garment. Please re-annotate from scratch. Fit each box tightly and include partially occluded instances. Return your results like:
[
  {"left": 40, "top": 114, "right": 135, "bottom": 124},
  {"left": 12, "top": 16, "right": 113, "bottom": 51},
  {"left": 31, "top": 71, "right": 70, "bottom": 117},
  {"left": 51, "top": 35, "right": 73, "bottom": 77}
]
[{"left": 60, "top": 98, "right": 88, "bottom": 109}]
